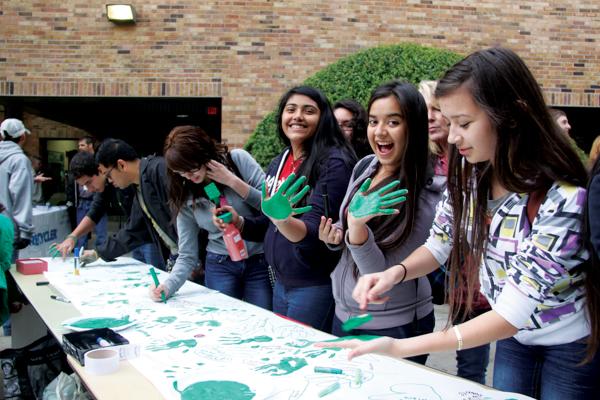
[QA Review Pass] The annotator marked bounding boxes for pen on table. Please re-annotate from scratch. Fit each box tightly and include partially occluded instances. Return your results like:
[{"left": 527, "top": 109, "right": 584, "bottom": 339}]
[
  {"left": 50, "top": 295, "right": 71, "bottom": 303},
  {"left": 96, "top": 337, "right": 111, "bottom": 347},
  {"left": 314, "top": 366, "right": 343, "bottom": 375},
  {"left": 149, "top": 268, "right": 167, "bottom": 304},
  {"left": 73, "top": 247, "right": 80, "bottom": 276},
  {"left": 36, "top": 281, "right": 50, "bottom": 286}
]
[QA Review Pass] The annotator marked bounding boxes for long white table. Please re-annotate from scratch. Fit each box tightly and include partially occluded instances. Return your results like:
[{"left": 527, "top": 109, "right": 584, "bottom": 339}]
[{"left": 10, "top": 257, "right": 531, "bottom": 400}]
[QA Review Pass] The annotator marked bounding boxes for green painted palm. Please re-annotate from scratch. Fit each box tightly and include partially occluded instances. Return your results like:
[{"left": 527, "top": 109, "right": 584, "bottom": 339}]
[
  {"left": 349, "top": 178, "right": 408, "bottom": 218},
  {"left": 261, "top": 173, "right": 312, "bottom": 220}
]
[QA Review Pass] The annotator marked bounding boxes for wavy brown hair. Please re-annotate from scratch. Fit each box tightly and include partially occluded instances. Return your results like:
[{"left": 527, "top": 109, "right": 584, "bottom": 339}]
[
  {"left": 436, "top": 47, "right": 596, "bottom": 361},
  {"left": 163, "top": 125, "right": 234, "bottom": 215}
]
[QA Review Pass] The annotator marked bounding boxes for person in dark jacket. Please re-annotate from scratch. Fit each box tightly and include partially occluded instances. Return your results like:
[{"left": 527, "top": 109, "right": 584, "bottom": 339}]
[
  {"left": 51, "top": 151, "right": 165, "bottom": 269},
  {"left": 224, "top": 86, "right": 356, "bottom": 330},
  {"left": 79, "top": 139, "right": 177, "bottom": 270}
]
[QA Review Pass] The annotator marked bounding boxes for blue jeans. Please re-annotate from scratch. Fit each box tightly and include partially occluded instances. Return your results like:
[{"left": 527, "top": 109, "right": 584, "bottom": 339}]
[
  {"left": 273, "top": 281, "right": 334, "bottom": 331},
  {"left": 76, "top": 200, "right": 107, "bottom": 249},
  {"left": 456, "top": 342, "right": 490, "bottom": 384},
  {"left": 205, "top": 252, "right": 272, "bottom": 311},
  {"left": 453, "top": 309, "right": 490, "bottom": 384},
  {"left": 332, "top": 312, "right": 435, "bottom": 365},
  {"left": 131, "top": 242, "right": 165, "bottom": 270},
  {"left": 493, "top": 336, "right": 600, "bottom": 399}
]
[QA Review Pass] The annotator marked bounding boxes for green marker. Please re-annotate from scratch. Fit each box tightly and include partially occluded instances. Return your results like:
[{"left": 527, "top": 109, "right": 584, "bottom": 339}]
[
  {"left": 341, "top": 313, "right": 373, "bottom": 332},
  {"left": 318, "top": 381, "right": 340, "bottom": 397},
  {"left": 314, "top": 366, "right": 343, "bottom": 374},
  {"left": 149, "top": 268, "right": 166, "bottom": 303}
]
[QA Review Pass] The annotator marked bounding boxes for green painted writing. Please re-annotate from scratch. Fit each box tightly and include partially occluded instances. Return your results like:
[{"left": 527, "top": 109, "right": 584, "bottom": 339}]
[
  {"left": 195, "top": 320, "right": 220, "bottom": 327},
  {"left": 108, "top": 299, "right": 129, "bottom": 305},
  {"left": 156, "top": 316, "right": 177, "bottom": 323},
  {"left": 221, "top": 335, "right": 272, "bottom": 345},
  {"left": 197, "top": 306, "right": 219, "bottom": 313},
  {"left": 255, "top": 357, "right": 307, "bottom": 376},
  {"left": 174, "top": 380, "right": 255, "bottom": 400},
  {"left": 148, "top": 339, "right": 197, "bottom": 352}
]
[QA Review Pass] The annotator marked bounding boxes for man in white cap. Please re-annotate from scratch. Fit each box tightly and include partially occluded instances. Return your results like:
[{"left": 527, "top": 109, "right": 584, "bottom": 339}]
[{"left": 0, "top": 118, "right": 34, "bottom": 255}]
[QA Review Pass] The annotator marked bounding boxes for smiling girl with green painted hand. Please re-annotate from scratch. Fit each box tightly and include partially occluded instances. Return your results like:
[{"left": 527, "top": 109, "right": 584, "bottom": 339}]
[{"left": 318, "top": 81, "right": 443, "bottom": 365}]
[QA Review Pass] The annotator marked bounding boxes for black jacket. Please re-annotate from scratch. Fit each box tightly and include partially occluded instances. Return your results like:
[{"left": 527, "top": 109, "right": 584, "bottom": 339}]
[
  {"left": 242, "top": 147, "right": 354, "bottom": 287},
  {"left": 97, "top": 156, "right": 177, "bottom": 264}
]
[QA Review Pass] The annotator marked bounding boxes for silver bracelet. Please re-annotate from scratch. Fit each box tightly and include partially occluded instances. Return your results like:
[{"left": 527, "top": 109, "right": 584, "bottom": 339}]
[{"left": 453, "top": 325, "right": 464, "bottom": 351}]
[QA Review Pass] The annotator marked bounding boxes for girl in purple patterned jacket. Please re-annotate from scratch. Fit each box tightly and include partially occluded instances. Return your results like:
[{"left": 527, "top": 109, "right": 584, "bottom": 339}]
[{"left": 319, "top": 48, "right": 600, "bottom": 399}]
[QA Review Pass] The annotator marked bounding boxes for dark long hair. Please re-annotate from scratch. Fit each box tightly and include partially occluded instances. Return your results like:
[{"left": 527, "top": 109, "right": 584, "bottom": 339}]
[
  {"left": 276, "top": 86, "right": 356, "bottom": 190},
  {"left": 163, "top": 125, "right": 233, "bottom": 215},
  {"left": 436, "top": 47, "right": 595, "bottom": 360},
  {"left": 351, "top": 81, "right": 430, "bottom": 260},
  {"left": 334, "top": 99, "right": 372, "bottom": 159}
]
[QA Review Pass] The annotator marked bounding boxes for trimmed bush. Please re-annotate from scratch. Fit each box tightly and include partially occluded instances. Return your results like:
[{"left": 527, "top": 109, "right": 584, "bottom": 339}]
[{"left": 245, "top": 43, "right": 463, "bottom": 168}]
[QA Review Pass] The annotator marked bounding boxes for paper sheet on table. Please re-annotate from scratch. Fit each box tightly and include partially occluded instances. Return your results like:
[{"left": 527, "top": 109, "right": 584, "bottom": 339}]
[{"left": 45, "top": 257, "right": 532, "bottom": 400}]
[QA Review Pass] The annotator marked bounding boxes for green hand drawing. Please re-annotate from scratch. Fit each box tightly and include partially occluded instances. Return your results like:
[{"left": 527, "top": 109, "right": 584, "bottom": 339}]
[
  {"left": 255, "top": 356, "right": 308, "bottom": 376},
  {"left": 285, "top": 339, "right": 314, "bottom": 348},
  {"left": 349, "top": 178, "right": 408, "bottom": 218},
  {"left": 147, "top": 339, "right": 197, "bottom": 352},
  {"left": 261, "top": 173, "right": 312, "bottom": 220},
  {"left": 220, "top": 335, "right": 273, "bottom": 345}
]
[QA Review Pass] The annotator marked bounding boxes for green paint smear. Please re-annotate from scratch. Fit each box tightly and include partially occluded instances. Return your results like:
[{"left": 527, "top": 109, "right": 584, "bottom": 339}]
[
  {"left": 68, "top": 316, "right": 130, "bottom": 329},
  {"left": 174, "top": 380, "right": 255, "bottom": 400},
  {"left": 125, "top": 283, "right": 147, "bottom": 288},
  {"left": 325, "top": 335, "right": 380, "bottom": 342},
  {"left": 255, "top": 357, "right": 307, "bottom": 376},
  {"left": 148, "top": 339, "right": 197, "bottom": 352},
  {"left": 197, "top": 306, "right": 218, "bottom": 313},
  {"left": 108, "top": 299, "right": 129, "bottom": 305},
  {"left": 195, "top": 320, "right": 220, "bottom": 327},
  {"left": 156, "top": 316, "right": 177, "bottom": 323},
  {"left": 222, "top": 335, "right": 272, "bottom": 345},
  {"left": 285, "top": 339, "right": 314, "bottom": 348}
]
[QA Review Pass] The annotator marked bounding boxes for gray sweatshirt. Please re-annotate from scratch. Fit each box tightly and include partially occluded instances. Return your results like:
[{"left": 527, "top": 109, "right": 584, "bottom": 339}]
[
  {"left": 330, "top": 155, "right": 444, "bottom": 329},
  {"left": 164, "top": 149, "right": 265, "bottom": 296},
  {"left": 0, "top": 141, "right": 33, "bottom": 240}
]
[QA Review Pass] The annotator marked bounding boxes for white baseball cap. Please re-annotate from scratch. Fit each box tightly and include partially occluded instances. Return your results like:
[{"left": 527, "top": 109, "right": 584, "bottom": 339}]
[{"left": 1, "top": 118, "right": 31, "bottom": 139}]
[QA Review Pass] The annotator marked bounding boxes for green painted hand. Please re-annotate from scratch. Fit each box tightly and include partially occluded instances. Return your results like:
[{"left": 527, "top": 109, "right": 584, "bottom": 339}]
[
  {"left": 261, "top": 173, "right": 312, "bottom": 220},
  {"left": 349, "top": 178, "right": 408, "bottom": 219}
]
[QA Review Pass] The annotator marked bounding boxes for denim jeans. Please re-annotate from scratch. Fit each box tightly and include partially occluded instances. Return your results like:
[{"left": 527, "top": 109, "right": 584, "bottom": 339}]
[
  {"left": 205, "top": 252, "right": 272, "bottom": 311},
  {"left": 453, "top": 308, "right": 490, "bottom": 384},
  {"left": 493, "top": 336, "right": 600, "bottom": 399},
  {"left": 332, "top": 311, "right": 435, "bottom": 365},
  {"left": 272, "top": 281, "right": 334, "bottom": 331},
  {"left": 131, "top": 242, "right": 165, "bottom": 271},
  {"left": 76, "top": 200, "right": 107, "bottom": 249}
]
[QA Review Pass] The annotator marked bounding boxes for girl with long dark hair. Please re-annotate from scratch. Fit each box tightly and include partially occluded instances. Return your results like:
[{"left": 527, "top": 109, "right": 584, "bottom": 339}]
[
  {"left": 320, "top": 81, "right": 442, "bottom": 365},
  {"left": 223, "top": 86, "right": 356, "bottom": 330},
  {"left": 319, "top": 48, "right": 600, "bottom": 398},
  {"left": 150, "top": 125, "right": 271, "bottom": 310}
]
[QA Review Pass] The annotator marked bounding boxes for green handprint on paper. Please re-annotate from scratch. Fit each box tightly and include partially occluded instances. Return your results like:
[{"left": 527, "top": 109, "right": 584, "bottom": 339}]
[
  {"left": 261, "top": 173, "right": 312, "bottom": 220},
  {"left": 349, "top": 178, "right": 408, "bottom": 218},
  {"left": 219, "top": 335, "right": 273, "bottom": 345},
  {"left": 255, "top": 357, "right": 308, "bottom": 376}
]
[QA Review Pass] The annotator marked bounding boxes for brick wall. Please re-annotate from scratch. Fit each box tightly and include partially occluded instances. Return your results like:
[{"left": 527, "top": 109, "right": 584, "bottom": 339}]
[{"left": 1, "top": 1, "right": 598, "bottom": 147}]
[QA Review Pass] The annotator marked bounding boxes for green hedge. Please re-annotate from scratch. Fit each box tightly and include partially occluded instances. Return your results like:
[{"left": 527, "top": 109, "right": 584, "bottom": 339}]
[{"left": 245, "top": 43, "right": 463, "bottom": 168}]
